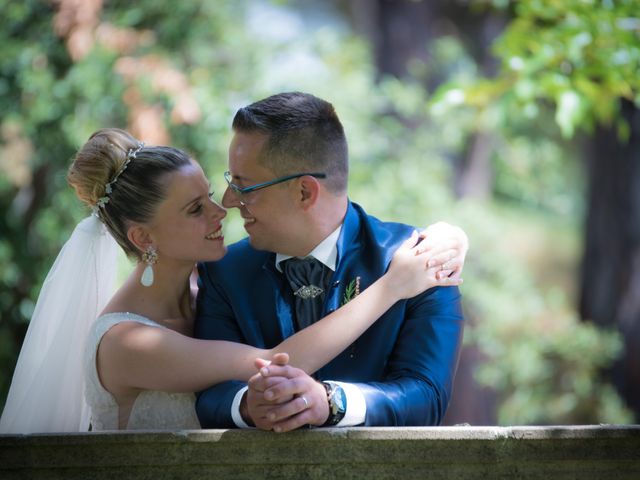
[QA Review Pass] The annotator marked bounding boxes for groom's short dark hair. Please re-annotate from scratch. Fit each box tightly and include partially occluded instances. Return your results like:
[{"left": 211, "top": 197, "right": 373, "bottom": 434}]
[{"left": 232, "top": 92, "right": 348, "bottom": 194}]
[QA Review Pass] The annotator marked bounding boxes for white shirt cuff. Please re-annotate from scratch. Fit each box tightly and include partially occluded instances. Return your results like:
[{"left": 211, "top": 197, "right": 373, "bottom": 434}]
[
  {"left": 231, "top": 386, "right": 253, "bottom": 428},
  {"left": 332, "top": 381, "right": 366, "bottom": 426}
]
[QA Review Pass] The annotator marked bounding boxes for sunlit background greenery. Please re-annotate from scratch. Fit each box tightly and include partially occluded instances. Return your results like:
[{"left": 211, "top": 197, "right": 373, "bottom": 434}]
[{"left": 1, "top": 0, "right": 639, "bottom": 425}]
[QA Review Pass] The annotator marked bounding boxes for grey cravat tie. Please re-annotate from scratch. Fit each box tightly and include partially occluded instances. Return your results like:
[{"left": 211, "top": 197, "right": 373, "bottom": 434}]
[{"left": 282, "top": 257, "right": 329, "bottom": 331}]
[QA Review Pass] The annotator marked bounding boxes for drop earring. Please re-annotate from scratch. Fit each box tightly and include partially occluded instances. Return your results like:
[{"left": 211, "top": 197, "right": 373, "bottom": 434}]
[{"left": 141, "top": 246, "right": 158, "bottom": 287}]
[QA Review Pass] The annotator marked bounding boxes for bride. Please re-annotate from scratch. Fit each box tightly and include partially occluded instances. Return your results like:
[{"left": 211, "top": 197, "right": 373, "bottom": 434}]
[{"left": 0, "top": 128, "right": 466, "bottom": 433}]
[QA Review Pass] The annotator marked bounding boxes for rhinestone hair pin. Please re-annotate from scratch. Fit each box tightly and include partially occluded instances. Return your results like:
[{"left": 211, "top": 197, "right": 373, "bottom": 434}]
[{"left": 93, "top": 142, "right": 144, "bottom": 214}]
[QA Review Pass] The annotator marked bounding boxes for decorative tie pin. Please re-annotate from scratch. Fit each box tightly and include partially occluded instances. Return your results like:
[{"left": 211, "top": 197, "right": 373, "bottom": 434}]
[{"left": 294, "top": 285, "right": 324, "bottom": 299}]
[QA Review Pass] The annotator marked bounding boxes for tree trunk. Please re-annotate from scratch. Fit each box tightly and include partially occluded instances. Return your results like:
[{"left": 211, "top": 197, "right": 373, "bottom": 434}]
[
  {"left": 580, "top": 98, "right": 640, "bottom": 420},
  {"left": 442, "top": 344, "right": 498, "bottom": 425}
]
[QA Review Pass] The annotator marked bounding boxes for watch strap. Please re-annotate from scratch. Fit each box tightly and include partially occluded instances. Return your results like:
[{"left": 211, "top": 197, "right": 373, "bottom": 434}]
[{"left": 322, "top": 381, "right": 347, "bottom": 427}]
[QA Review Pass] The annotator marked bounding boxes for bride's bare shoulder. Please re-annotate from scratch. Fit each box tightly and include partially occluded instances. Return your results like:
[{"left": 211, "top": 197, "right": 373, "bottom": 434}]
[{"left": 99, "top": 281, "right": 149, "bottom": 317}]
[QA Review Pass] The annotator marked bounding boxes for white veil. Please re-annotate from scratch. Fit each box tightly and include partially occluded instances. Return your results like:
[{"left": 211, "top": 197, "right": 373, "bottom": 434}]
[{"left": 0, "top": 215, "right": 118, "bottom": 433}]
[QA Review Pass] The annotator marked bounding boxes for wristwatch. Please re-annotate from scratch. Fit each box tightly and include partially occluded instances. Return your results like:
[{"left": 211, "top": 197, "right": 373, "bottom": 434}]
[{"left": 321, "top": 381, "right": 347, "bottom": 426}]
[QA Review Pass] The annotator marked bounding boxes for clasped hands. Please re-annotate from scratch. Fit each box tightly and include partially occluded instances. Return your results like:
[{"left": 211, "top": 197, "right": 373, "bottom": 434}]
[{"left": 240, "top": 353, "right": 328, "bottom": 432}]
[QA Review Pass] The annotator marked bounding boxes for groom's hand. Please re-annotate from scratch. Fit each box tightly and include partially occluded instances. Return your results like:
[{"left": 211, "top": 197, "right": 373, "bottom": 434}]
[
  {"left": 242, "top": 372, "right": 292, "bottom": 429},
  {"left": 257, "top": 365, "right": 330, "bottom": 433},
  {"left": 241, "top": 354, "right": 293, "bottom": 429}
]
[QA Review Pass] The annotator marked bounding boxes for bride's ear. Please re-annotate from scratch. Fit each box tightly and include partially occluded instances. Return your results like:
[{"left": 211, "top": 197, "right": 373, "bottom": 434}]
[{"left": 127, "top": 224, "right": 154, "bottom": 256}]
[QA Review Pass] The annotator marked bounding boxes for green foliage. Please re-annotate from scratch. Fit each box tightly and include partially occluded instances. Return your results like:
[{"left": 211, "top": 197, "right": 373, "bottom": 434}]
[
  {"left": 1, "top": 0, "right": 80, "bottom": 404},
  {"left": 467, "top": 0, "right": 640, "bottom": 138},
  {"left": 426, "top": 0, "right": 639, "bottom": 421},
  {"left": 459, "top": 201, "right": 633, "bottom": 424}
]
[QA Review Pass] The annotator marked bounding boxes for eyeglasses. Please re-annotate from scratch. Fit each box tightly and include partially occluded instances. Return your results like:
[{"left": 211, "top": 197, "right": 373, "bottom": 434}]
[{"left": 224, "top": 171, "right": 327, "bottom": 198}]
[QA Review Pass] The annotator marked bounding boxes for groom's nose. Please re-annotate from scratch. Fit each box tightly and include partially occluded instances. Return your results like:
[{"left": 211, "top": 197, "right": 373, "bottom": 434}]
[{"left": 221, "top": 186, "right": 241, "bottom": 209}]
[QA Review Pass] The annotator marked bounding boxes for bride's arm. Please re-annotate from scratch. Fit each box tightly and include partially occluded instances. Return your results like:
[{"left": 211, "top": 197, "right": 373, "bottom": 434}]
[
  {"left": 260, "top": 222, "right": 468, "bottom": 372},
  {"left": 99, "top": 230, "right": 465, "bottom": 394}
]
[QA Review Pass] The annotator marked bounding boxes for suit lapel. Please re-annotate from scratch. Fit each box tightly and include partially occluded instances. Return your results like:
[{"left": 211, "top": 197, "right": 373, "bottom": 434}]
[
  {"left": 262, "top": 258, "right": 296, "bottom": 343},
  {"left": 330, "top": 202, "right": 378, "bottom": 311}
]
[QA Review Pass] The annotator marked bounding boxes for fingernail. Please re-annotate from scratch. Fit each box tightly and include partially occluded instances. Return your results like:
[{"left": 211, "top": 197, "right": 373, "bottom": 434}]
[
  {"left": 265, "top": 390, "right": 274, "bottom": 400},
  {"left": 274, "top": 426, "right": 281, "bottom": 433},
  {"left": 268, "top": 413, "right": 275, "bottom": 421},
  {"left": 260, "top": 367, "right": 269, "bottom": 376}
]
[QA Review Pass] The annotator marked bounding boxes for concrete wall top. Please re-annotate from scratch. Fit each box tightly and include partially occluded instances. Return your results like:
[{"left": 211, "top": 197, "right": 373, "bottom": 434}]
[{"left": 2, "top": 425, "right": 639, "bottom": 479}]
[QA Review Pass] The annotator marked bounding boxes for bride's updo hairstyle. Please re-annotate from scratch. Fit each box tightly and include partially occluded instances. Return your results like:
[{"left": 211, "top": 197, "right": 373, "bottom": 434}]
[{"left": 68, "top": 128, "right": 192, "bottom": 260}]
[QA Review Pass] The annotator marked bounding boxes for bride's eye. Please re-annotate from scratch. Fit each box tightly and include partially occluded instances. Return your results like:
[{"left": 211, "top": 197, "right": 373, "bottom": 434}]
[{"left": 189, "top": 203, "right": 203, "bottom": 215}]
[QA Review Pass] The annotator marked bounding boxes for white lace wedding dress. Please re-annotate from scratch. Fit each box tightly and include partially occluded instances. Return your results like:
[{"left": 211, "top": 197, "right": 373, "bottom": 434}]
[{"left": 84, "top": 313, "right": 201, "bottom": 430}]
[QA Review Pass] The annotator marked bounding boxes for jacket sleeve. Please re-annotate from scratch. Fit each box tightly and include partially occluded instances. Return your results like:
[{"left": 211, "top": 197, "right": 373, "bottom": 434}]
[
  {"left": 354, "top": 285, "right": 464, "bottom": 426},
  {"left": 193, "top": 262, "right": 247, "bottom": 428}
]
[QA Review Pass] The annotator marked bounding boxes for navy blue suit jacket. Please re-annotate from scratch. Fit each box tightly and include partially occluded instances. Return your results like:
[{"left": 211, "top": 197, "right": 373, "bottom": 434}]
[{"left": 194, "top": 201, "right": 464, "bottom": 427}]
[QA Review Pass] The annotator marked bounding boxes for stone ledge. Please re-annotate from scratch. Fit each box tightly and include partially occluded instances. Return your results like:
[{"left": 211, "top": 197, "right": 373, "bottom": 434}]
[{"left": 1, "top": 425, "right": 639, "bottom": 479}]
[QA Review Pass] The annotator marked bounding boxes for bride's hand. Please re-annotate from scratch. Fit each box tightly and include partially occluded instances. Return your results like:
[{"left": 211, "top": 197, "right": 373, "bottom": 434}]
[
  {"left": 415, "top": 222, "right": 469, "bottom": 280},
  {"left": 383, "top": 231, "right": 463, "bottom": 300},
  {"left": 254, "top": 352, "right": 289, "bottom": 372}
]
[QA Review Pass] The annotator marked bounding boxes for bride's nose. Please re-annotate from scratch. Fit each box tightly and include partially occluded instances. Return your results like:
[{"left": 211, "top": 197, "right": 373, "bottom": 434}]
[{"left": 208, "top": 197, "right": 227, "bottom": 220}]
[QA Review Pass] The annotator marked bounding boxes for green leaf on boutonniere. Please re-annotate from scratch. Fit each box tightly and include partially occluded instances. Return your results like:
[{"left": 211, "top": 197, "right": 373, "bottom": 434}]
[{"left": 342, "top": 276, "right": 361, "bottom": 306}]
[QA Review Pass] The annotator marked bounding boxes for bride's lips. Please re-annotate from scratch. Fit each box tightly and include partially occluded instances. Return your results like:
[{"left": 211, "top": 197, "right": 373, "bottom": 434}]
[{"left": 205, "top": 226, "right": 223, "bottom": 240}]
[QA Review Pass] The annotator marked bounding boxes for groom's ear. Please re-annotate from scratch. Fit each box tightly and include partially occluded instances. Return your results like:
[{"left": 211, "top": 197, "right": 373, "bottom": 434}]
[
  {"left": 127, "top": 224, "right": 154, "bottom": 255},
  {"left": 298, "top": 176, "right": 320, "bottom": 211}
]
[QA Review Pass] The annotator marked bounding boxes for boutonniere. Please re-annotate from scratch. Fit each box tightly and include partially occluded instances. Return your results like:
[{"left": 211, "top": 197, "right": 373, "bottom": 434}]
[{"left": 341, "top": 276, "right": 361, "bottom": 306}]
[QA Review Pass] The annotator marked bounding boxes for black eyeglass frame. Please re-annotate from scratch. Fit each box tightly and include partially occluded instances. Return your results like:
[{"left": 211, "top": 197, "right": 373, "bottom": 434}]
[{"left": 224, "top": 171, "right": 327, "bottom": 196}]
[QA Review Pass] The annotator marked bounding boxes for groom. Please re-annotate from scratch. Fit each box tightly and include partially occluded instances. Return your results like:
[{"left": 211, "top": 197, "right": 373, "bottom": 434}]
[{"left": 195, "top": 92, "right": 464, "bottom": 430}]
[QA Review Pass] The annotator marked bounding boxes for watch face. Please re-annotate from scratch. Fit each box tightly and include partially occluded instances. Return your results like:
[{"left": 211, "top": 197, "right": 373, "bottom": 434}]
[
  {"left": 334, "top": 385, "right": 347, "bottom": 413},
  {"left": 323, "top": 382, "right": 347, "bottom": 426}
]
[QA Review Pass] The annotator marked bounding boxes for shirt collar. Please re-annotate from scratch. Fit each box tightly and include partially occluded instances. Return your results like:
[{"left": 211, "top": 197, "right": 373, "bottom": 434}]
[{"left": 275, "top": 224, "right": 342, "bottom": 273}]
